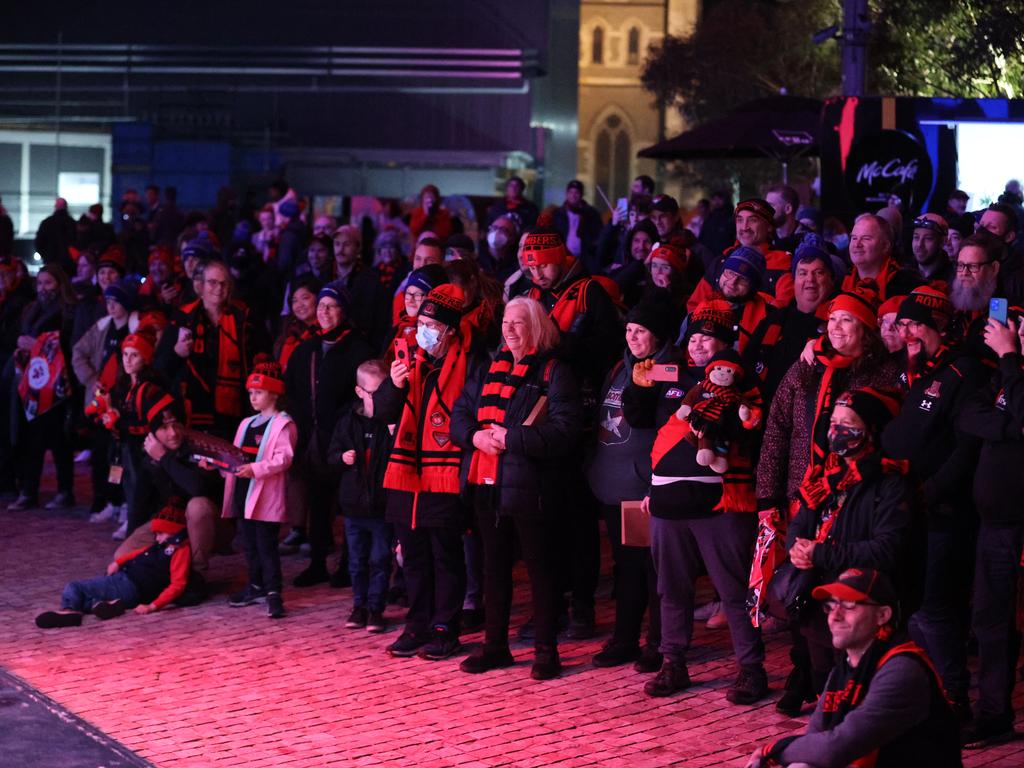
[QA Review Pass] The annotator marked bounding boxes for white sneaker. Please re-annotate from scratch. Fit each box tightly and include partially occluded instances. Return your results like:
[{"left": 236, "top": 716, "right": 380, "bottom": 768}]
[
  {"left": 74, "top": 450, "right": 92, "bottom": 463},
  {"left": 117, "top": 504, "right": 128, "bottom": 524},
  {"left": 112, "top": 520, "right": 128, "bottom": 541},
  {"left": 89, "top": 503, "right": 119, "bottom": 524}
]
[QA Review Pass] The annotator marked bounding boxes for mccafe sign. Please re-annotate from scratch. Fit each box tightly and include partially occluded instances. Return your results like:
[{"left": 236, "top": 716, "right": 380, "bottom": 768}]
[{"left": 844, "top": 130, "right": 934, "bottom": 212}]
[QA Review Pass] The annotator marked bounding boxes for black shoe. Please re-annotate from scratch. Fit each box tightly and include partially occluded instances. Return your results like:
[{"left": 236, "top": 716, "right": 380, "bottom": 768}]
[
  {"left": 592, "top": 640, "right": 641, "bottom": 668},
  {"left": 92, "top": 600, "right": 126, "bottom": 621},
  {"left": 229, "top": 584, "right": 267, "bottom": 607},
  {"left": 386, "top": 631, "right": 430, "bottom": 658},
  {"left": 531, "top": 643, "right": 562, "bottom": 680},
  {"left": 460, "top": 646, "right": 515, "bottom": 674},
  {"left": 567, "top": 609, "right": 596, "bottom": 640},
  {"left": 461, "top": 608, "right": 485, "bottom": 633},
  {"left": 35, "top": 610, "right": 83, "bottom": 629},
  {"left": 293, "top": 565, "right": 329, "bottom": 588},
  {"left": 961, "top": 715, "right": 1015, "bottom": 749},
  {"left": 329, "top": 567, "right": 351, "bottom": 589},
  {"left": 418, "top": 626, "right": 462, "bottom": 660},
  {"left": 634, "top": 645, "right": 663, "bottom": 674},
  {"left": 644, "top": 660, "right": 691, "bottom": 697},
  {"left": 726, "top": 665, "right": 769, "bottom": 705},
  {"left": 366, "top": 611, "right": 387, "bottom": 633},
  {"left": 345, "top": 606, "right": 368, "bottom": 629},
  {"left": 775, "top": 665, "right": 816, "bottom": 717},
  {"left": 266, "top": 592, "right": 285, "bottom": 619}
]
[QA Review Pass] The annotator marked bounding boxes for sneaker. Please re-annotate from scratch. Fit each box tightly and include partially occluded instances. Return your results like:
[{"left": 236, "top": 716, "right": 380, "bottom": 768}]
[
  {"left": 8, "top": 493, "right": 37, "bottom": 511},
  {"left": 229, "top": 584, "right": 267, "bottom": 607},
  {"left": 111, "top": 520, "right": 128, "bottom": 541},
  {"left": 92, "top": 600, "right": 126, "bottom": 621},
  {"left": 89, "top": 503, "right": 119, "bottom": 524},
  {"left": 345, "top": 606, "right": 368, "bottom": 629},
  {"left": 44, "top": 493, "right": 75, "bottom": 511},
  {"left": 460, "top": 646, "right": 515, "bottom": 674},
  {"left": 706, "top": 603, "right": 728, "bottom": 630},
  {"left": 726, "top": 665, "right": 769, "bottom": 705},
  {"left": 634, "top": 644, "right": 664, "bottom": 674},
  {"left": 644, "top": 660, "right": 691, "bottom": 697},
  {"left": 386, "top": 631, "right": 430, "bottom": 658},
  {"left": 278, "top": 528, "right": 306, "bottom": 554},
  {"left": 329, "top": 567, "right": 352, "bottom": 589},
  {"left": 292, "top": 564, "right": 329, "bottom": 588},
  {"left": 35, "top": 610, "right": 83, "bottom": 629},
  {"left": 694, "top": 600, "right": 721, "bottom": 622},
  {"left": 592, "top": 640, "right": 642, "bottom": 668},
  {"left": 117, "top": 504, "right": 128, "bottom": 524},
  {"left": 418, "top": 627, "right": 462, "bottom": 660},
  {"left": 366, "top": 611, "right": 387, "bottom": 633},
  {"left": 961, "top": 715, "right": 1015, "bottom": 749},
  {"left": 531, "top": 644, "right": 561, "bottom": 680},
  {"left": 461, "top": 607, "right": 485, "bottom": 633},
  {"left": 266, "top": 592, "right": 285, "bottom": 619}
]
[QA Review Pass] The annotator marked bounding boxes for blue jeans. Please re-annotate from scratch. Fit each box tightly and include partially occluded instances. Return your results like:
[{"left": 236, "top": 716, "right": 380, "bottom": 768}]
[
  {"left": 344, "top": 517, "right": 393, "bottom": 613},
  {"left": 61, "top": 571, "right": 140, "bottom": 613}
]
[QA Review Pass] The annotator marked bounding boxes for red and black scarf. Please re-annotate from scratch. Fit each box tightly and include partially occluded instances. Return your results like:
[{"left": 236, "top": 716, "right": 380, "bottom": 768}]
[
  {"left": 383, "top": 337, "right": 469, "bottom": 497},
  {"left": 809, "top": 335, "right": 857, "bottom": 472},
  {"left": 906, "top": 342, "right": 952, "bottom": 389},
  {"left": 467, "top": 348, "right": 539, "bottom": 486},
  {"left": 529, "top": 271, "right": 592, "bottom": 333},
  {"left": 842, "top": 256, "right": 901, "bottom": 304}
]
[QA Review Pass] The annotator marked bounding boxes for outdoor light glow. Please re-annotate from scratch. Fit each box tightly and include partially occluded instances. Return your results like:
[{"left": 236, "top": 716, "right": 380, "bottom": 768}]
[{"left": 956, "top": 122, "right": 1024, "bottom": 207}]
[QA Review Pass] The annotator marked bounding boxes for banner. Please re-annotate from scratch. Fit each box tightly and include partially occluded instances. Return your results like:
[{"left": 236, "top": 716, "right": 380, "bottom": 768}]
[{"left": 17, "top": 331, "right": 71, "bottom": 421}]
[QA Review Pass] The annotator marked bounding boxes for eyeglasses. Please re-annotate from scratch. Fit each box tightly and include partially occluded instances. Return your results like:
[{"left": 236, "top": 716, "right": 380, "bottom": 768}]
[
  {"left": 954, "top": 260, "right": 993, "bottom": 275},
  {"left": 822, "top": 599, "right": 879, "bottom": 614},
  {"left": 204, "top": 278, "right": 228, "bottom": 288},
  {"left": 894, "top": 319, "right": 925, "bottom": 332}
]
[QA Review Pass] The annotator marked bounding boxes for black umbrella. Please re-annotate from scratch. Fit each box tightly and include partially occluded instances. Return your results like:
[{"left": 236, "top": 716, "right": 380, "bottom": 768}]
[{"left": 639, "top": 95, "right": 823, "bottom": 181}]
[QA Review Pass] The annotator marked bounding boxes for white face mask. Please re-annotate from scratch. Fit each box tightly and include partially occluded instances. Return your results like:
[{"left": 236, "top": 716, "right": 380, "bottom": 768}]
[
  {"left": 416, "top": 324, "right": 443, "bottom": 352},
  {"left": 487, "top": 230, "right": 508, "bottom": 250}
]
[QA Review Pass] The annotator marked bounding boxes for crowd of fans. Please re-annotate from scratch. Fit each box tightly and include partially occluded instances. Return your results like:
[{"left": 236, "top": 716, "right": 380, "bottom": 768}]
[{"left": 7, "top": 171, "right": 1024, "bottom": 764}]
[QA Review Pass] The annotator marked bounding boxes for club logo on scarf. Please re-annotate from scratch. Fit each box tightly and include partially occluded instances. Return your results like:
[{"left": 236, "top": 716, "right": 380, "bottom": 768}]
[
  {"left": 430, "top": 411, "right": 446, "bottom": 427},
  {"left": 433, "top": 431, "right": 450, "bottom": 447}
]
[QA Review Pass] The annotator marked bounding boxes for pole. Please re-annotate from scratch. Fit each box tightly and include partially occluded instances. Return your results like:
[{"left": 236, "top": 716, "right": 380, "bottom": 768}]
[{"left": 841, "top": 0, "right": 869, "bottom": 96}]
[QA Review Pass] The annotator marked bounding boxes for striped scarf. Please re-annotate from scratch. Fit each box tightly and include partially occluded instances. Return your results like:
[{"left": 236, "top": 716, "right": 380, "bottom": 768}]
[
  {"left": 467, "top": 348, "right": 539, "bottom": 486},
  {"left": 809, "top": 335, "right": 857, "bottom": 473}
]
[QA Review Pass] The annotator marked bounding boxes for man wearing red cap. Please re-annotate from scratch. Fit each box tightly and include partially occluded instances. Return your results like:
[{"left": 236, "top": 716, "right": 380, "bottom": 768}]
[
  {"left": 747, "top": 568, "right": 960, "bottom": 767},
  {"left": 881, "top": 286, "right": 989, "bottom": 719}
]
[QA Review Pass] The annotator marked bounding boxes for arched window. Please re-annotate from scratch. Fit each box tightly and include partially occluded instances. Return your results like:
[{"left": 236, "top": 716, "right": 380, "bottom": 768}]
[
  {"left": 627, "top": 27, "right": 640, "bottom": 65},
  {"left": 592, "top": 27, "right": 604, "bottom": 65},
  {"left": 594, "top": 114, "right": 632, "bottom": 202}
]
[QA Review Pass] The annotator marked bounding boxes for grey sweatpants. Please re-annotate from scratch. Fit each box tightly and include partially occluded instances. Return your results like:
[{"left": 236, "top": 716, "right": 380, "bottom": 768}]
[{"left": 650, "top": 513, "right": 764, "bottom": 668}]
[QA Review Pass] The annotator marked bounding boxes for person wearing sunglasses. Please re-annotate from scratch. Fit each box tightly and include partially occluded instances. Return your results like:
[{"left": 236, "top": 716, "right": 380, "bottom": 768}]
[{"left": 746, "top": 568, "right": 960, "bottom": 768}]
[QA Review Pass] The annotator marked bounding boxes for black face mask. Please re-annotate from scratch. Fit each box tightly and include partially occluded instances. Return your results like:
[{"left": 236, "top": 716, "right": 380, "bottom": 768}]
[
  {"left": 37, "top": 288, "right": 58, "bottom": 305},
  {"left": 828, "top": 424, "right": 866, "bottom": 457}
]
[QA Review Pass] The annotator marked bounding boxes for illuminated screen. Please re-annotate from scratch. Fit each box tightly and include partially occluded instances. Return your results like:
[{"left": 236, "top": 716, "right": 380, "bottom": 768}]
[{"left": 956, "top": 122, "right": 1024, "bottom": 207}]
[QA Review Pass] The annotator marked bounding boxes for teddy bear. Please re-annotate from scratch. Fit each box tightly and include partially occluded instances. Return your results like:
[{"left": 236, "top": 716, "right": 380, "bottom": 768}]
[{"left": 675, "top": 349, "right": 760, "bottom": 473}]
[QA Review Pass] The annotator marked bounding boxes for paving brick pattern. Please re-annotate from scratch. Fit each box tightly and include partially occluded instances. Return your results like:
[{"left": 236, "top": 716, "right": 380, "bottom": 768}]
[{"left": 0, "top": 469, "right": 1022, "bottom": 766}]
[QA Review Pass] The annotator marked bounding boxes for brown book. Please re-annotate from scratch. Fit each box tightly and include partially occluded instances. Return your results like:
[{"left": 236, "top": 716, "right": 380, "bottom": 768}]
[
  {"left": 621, "top": 500, "right": 650, "bottom": 548},
  {"left": 522, "top": 395, "right": 548, "bottom": 426}
]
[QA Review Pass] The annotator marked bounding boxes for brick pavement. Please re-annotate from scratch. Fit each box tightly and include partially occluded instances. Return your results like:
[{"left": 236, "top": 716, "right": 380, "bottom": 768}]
[{"left": 0, "top": 466, "right": 1022, "bottom": 767}]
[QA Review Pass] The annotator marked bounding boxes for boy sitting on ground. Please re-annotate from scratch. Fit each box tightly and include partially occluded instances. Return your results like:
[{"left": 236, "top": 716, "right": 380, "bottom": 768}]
[{"left": 35, "top": 500, "right": 192, "bottom": 628}]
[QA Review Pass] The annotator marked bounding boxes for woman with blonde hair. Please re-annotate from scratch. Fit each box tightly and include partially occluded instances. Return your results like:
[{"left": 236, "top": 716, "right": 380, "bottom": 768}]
[{"left": 452, "top": 296, "right": 582, "bottom": 680}]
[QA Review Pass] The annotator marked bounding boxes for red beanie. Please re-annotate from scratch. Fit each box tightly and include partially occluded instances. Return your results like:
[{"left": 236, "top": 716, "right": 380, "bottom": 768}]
[
  {"left": 122, "top": 331, "right": 156, "bottom": 364},
  {"left": 877, "top": 295, "right": 903, "bottom": 320},
  {"left": 151, "top": 497, "right": 187, "bottom": 535},
  {"left": 521, "top": 230, "right": 568, "bottom": 267},
  {"left": 647, "top": 243, "right": 687, "bottom": 275},
  {"left": 246, "top": 357, "right": 285, "bottom": 395},
  {"left": 828, "top": 291, "right": 878, "bottom": 331},
  {"left": 419, "top": 283, "right": 465, "bottom": 329},
  {"left": 147, "top": 245, "right": 174, "bottom": 271}
]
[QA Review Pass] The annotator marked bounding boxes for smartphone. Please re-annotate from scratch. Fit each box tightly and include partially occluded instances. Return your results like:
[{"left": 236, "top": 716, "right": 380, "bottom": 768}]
[
  {"left": 648, "top": 363, "right": 680, "bottom": 382},
  {"left": 393, "top": 337, "right": 411, "bottom": 366},
  {"left": 989, "top": 297, "right": 1009, "bottom": 326}
]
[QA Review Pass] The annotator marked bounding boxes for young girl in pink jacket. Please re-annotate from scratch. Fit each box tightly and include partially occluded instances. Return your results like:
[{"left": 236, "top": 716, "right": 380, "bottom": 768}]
[{"left": 222, "top": 359, "right": 297, "bottom": 618}]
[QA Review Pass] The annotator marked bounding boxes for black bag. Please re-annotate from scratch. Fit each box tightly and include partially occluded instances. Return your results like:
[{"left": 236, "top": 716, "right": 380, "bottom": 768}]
[{"left": 765, "top": 560, "right": 817, "bottom": 620}]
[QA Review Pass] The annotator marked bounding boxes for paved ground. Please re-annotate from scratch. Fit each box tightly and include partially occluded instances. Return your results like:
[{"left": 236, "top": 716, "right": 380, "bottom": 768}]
[{"left": 1, "top": 466, "right": 1022, "bottom": 767}]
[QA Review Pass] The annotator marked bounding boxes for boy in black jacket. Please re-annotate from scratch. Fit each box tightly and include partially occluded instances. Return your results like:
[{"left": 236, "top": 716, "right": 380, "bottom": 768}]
[{"left": 329, "top": 359, "right": 395, "bottom": 633}]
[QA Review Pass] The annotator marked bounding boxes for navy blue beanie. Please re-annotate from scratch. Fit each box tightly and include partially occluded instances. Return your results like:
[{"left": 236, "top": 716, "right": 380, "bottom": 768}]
[
  {"left": 791, "top": 233, "right": 838, "bottom": 282},
  {"left": 406, "top": 264, "right": 448, "bottom": 295},
  {"left": 317, "top": 281, "right": 351, "bottom": 316},
  {"left": 103, "top": 281, "right": 135, "bottom": 311},
  {"left": 721, "top": 245, "right": 766, "bottom": 290}
]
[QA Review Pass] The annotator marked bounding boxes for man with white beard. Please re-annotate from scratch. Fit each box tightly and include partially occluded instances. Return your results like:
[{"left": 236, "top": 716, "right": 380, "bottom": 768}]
[{"left": 948, "top": 231, "right": 1004, "bottom": 355}]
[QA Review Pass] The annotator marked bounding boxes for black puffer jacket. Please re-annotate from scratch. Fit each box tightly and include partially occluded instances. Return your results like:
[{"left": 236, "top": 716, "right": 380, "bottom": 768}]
[
  {"left": 451, "top": 354, "right": 581, "bottom": 519},
  {"left": 328, "top": 404, "right": 393, "bottom": 518}
]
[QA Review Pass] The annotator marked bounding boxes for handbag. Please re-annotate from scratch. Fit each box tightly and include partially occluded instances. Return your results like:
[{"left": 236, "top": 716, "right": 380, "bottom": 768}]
[{"left": 765, "top": 560, "right": 817, "bottom": 620}]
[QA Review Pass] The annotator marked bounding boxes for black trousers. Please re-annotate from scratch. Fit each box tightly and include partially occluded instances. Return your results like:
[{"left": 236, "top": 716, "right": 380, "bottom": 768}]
[
  {"left": 303, "top": 465, "right": 343, "bottom": 567},
  {"left": 478, "top": 505, "right": 561, "bottom": 649},
  {"left": 394, "top": 521, "right": 465, "bottom": 637},
  {"left": 602, "top": 504, "right": 660, "bottom": 648},
  {"left": 88, "top": 426, "right": 122, "bottom": 511},
  {"left": 20, "top": 406, "right": 74, "bottom": 499},
  {"left": 557, "top": 466, "right": 600, "bottom": 615},
  {"left": 122, "top": 441, "right": 158, "bottom": 535},
  {"left": 240, "top": 518, "right": 283, "bottom": 594}
]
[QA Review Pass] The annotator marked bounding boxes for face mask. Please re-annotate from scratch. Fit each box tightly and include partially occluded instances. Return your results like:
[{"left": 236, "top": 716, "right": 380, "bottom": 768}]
[
  {"left": 828, "top": 424, "right": 866, "bottom": 457},
  {"left": 487, "top": 230, "right": 507, "bottom": 251},
  {"left": 416, "top": 324, "right": 442, "bottom": 352},
  {"left": 832, "top": 234, "right": 850, "bottom": 251},
  {"left": 37, "top": 288, "right": 58, "bottom": 304}
]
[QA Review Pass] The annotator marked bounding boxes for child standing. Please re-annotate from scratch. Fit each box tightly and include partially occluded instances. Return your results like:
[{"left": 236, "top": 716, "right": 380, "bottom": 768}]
[
  {"left": 35, "top": 500, "right": 192, "bottom": 627},
  {"left": 329, "top": 359, "right": 395, "bottom": 632},
  {"left": 223, "top": 359, "right": 297, "bottom": 619}
]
